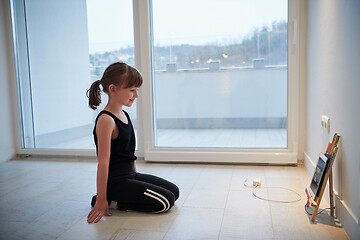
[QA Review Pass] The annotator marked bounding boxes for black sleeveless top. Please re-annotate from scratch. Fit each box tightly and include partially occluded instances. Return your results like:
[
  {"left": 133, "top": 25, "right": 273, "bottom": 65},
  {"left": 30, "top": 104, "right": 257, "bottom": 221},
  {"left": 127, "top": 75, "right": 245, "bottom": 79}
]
[{"left": 93, "top": 110, "right": 137, "bottom": 181}]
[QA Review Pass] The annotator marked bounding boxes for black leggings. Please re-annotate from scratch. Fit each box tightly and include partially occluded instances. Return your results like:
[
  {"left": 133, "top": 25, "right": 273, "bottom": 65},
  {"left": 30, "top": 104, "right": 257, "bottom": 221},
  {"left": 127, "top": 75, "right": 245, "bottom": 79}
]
[{"left": 107, "top": 172, "right": 179, "bottom": 213}]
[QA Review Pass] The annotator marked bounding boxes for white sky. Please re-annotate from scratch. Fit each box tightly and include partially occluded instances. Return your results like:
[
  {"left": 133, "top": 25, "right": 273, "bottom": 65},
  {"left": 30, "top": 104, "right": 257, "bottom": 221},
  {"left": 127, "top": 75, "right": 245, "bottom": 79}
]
[{"left": 87, "top": 0, "right": 287, "bottom": 53}]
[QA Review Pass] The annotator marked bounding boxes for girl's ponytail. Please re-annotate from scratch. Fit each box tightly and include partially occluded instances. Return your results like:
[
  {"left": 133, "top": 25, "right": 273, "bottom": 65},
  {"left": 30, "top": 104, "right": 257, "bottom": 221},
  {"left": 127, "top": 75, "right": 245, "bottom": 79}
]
[{"left": 87, "top": 80, "right": 102, "bottom": 110}]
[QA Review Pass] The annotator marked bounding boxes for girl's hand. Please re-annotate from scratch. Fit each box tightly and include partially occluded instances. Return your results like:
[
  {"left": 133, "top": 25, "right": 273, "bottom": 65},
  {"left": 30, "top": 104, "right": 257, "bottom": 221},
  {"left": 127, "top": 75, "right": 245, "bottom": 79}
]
[{"left": 87, "top": 200, "right": 112, "bottom": 223}]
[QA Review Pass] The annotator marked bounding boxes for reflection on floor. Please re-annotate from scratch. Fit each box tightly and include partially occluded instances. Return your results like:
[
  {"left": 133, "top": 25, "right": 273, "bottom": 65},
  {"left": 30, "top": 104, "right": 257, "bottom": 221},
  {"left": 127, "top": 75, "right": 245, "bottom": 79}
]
[{"left": 0, "top": 159, "right": 348, "bottom": 240}]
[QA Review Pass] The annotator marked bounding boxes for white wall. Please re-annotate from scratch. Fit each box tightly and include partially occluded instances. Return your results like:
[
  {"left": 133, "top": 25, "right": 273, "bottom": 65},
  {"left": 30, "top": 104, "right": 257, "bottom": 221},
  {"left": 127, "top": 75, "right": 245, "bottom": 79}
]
[
  {"left": 305, "top": 0, "right": 360, "bottom": 239},
  {"left": 0, "top": 0, "right": 16, "bottom": 163}
]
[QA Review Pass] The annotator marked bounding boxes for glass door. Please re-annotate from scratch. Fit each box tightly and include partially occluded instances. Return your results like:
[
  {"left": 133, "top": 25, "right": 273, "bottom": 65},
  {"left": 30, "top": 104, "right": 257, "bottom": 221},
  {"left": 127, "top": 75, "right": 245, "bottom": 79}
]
[
  {"left": 151, "top": 0, "right": 288, "bottom": 149},
  {"left": 12, "top": 0, "right": 137, "bottom": 151}
]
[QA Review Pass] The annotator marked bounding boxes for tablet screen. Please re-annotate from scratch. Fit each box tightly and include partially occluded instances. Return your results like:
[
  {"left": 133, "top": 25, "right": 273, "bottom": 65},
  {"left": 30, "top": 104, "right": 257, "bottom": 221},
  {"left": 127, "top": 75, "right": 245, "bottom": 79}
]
[{"left": 310, "top": 153, "right": 329, "bottom": 198}]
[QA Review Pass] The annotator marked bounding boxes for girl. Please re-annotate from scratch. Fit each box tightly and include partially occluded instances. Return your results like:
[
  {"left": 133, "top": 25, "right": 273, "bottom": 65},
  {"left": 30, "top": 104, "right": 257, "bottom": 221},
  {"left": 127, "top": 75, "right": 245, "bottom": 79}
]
[{"left": 86, "top": 62, "right": 179, "bottom": 223}]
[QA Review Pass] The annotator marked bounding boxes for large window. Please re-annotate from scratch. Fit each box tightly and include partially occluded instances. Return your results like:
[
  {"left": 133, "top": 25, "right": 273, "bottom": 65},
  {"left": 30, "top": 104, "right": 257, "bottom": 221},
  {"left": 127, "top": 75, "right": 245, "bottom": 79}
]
[
  {"left": 152, "top": 0, "right": 288, "bottom": 149},
  {"left": 12, "top": 0, "right": 300, "bottom": 163}
]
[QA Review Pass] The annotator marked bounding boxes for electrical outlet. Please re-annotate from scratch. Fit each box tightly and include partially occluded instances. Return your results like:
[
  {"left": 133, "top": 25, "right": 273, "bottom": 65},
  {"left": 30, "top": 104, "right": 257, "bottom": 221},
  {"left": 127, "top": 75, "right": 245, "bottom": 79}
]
[{"left": 321, "top": 115, "right": 330, "bottom": 134}]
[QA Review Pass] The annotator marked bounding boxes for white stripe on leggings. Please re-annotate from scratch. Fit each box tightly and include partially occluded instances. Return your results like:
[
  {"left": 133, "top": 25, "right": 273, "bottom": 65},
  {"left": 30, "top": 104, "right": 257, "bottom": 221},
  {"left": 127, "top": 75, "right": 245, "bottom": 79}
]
[
  {"left": 146, "top": 188, "right": 171, "bottom": 212},
  {"left": 144, "top": 192, "right": 167, "bottom": 213},
  {"left": 144, "top": 188, "right": 170, "bottom": 213}
]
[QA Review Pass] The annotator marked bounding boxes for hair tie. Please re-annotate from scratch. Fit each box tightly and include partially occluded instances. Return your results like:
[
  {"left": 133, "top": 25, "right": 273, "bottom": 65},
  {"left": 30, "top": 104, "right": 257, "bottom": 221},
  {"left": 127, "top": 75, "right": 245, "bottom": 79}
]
[{"left": 96, "top": 80, "right": 102, "bottom": 85}]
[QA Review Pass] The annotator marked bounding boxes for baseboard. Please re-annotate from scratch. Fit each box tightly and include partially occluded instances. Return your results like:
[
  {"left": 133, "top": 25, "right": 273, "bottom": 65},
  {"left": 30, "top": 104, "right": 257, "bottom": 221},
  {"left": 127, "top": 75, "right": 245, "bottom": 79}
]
[
  {"left": 334, "top": 192, "right": 359, "bottom": 239},
  {"left": 304, "top": 152, "right": 360, "bottom": 239}
]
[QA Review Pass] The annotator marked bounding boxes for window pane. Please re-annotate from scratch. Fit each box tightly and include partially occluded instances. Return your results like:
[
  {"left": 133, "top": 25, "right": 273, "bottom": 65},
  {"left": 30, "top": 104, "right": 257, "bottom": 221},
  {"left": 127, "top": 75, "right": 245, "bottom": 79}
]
[
  {"left": 14, "top": 0, "right": 135, "bottom": 149},
  {"left": 152, "top": 0, "right": 288, "bottom": 148}
]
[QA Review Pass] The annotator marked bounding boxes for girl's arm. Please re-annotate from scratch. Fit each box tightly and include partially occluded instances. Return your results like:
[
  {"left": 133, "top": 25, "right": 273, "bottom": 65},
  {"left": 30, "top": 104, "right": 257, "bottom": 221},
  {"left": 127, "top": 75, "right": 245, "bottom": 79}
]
[{"left": 87, "top": 115, "right": 115, "bottom": 223}]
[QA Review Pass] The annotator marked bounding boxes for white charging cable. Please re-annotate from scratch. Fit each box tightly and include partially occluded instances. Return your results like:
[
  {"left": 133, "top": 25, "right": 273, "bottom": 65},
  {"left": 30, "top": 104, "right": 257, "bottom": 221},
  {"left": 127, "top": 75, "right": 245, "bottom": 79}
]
[{"left": 243, "top": 178, "right": 302, "bottom": 203}]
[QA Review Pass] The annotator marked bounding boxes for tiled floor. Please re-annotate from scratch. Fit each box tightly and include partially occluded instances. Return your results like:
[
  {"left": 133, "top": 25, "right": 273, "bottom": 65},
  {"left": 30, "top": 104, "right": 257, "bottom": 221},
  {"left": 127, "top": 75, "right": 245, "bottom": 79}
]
[{"left": 0, "top": 159, "right": 348, "bottom": 240}]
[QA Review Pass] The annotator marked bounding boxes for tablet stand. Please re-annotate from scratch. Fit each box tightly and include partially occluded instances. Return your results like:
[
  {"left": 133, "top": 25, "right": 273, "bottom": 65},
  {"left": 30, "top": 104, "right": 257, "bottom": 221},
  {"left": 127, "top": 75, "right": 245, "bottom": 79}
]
[{"left": 306, "top": 133, "right": 340, "bottom": 222}]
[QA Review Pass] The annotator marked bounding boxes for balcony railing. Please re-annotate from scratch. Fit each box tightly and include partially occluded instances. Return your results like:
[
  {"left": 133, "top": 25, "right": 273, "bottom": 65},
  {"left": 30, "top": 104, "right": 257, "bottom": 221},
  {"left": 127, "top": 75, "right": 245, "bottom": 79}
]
[{"left": 37, "top": 65, "right": 288, "bottom": 149}]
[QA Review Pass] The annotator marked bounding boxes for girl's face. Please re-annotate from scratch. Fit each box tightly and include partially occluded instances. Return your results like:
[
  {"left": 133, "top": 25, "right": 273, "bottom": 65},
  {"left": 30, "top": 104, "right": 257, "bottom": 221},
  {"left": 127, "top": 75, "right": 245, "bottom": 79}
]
[{"left": 113, "top": 85, "right": 139, "bottom": 107}]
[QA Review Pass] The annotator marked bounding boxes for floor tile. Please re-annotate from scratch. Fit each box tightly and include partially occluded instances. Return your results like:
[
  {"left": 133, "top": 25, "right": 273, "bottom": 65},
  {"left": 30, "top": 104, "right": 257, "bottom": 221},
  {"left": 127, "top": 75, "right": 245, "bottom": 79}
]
[
  {"left": 113, "top": 229, "right": 166, "bottom": 240},
  {"left": 164, "top": 207, "right": 224, "bottom": 240},
  {"left": 57, "top": 212, "right": 124, "bottom": 240},
  {"left": 183, "top": 188, "right": 229, "bottom": 209},
  {"left": 115, "top": 210, "right": 177, "bottom": 232}
]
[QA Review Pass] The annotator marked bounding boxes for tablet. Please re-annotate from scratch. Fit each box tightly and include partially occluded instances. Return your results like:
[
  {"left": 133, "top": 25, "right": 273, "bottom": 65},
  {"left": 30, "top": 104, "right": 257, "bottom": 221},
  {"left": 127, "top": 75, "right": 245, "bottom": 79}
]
[{"left": 309, "top": 153, "right": 330, "bottom": 199}]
